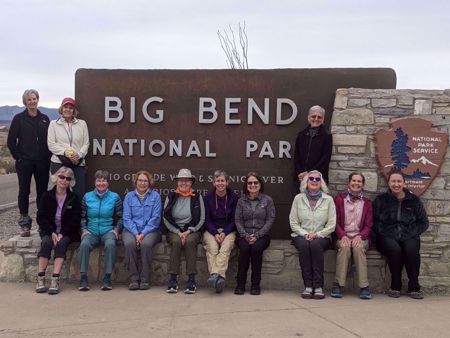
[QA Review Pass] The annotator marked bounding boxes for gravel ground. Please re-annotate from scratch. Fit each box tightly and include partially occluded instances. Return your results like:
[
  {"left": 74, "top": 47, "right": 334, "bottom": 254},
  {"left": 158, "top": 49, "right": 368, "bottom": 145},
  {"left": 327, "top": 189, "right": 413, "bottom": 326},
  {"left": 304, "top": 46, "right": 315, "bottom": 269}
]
[{"left": 0, "top": 203, "right": 37, "bottom": 241}]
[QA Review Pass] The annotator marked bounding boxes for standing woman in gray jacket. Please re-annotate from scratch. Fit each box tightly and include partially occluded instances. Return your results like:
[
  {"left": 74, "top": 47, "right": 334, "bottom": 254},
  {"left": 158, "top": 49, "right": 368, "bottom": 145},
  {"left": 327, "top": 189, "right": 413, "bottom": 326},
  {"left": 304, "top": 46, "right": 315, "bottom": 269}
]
[{"left": 234, "top": 172, "right": 275, "bottom": 295}]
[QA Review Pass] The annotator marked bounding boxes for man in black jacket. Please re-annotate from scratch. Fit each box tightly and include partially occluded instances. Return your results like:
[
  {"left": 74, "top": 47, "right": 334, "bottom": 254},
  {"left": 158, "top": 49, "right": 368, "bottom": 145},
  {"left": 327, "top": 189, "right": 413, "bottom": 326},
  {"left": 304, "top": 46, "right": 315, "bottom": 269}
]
[{"left": 7, "top": 89, "right": 51, "bottom": 237}]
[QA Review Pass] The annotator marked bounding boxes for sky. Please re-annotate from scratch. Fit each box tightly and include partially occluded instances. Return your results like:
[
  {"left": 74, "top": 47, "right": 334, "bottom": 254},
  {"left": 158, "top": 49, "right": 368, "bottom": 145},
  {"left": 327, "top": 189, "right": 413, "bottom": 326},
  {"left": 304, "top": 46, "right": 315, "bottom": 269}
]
[{"left": 1, "top": 0, "right": 449, "bottom": 107}]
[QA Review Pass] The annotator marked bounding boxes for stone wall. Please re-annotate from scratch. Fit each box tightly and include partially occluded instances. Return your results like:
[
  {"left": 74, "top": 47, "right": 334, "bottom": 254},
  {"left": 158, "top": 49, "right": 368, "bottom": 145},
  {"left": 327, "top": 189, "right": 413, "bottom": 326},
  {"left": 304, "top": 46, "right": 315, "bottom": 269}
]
[
  {"left": 0, "top": 231, "right": 388, "bottom": 291},
  {"left": 329, "top": 88, "right": 450, "bottom": 292}
]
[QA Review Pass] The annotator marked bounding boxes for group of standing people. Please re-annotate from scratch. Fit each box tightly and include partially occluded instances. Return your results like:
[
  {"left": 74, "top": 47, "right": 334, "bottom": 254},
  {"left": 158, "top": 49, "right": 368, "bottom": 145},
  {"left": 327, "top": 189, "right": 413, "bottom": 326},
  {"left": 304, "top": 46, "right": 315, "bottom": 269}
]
[{"left": 7, "top": 94, "right": 429, "bottom": 299}]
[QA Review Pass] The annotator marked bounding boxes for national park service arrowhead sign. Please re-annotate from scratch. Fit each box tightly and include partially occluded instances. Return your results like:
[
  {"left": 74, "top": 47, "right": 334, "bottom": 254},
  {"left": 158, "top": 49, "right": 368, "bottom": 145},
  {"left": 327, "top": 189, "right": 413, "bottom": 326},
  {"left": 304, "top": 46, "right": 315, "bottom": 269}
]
[{"left": 375, "top": 117, "right": 449, "bottom": 196}]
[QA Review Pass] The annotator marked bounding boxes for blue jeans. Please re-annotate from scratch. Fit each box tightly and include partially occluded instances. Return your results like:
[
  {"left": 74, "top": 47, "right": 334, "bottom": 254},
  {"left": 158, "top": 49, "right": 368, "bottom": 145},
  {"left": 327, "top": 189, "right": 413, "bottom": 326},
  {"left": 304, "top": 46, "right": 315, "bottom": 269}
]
[{"left": 78, "top": 231, "right": 117, "bottom": 274}]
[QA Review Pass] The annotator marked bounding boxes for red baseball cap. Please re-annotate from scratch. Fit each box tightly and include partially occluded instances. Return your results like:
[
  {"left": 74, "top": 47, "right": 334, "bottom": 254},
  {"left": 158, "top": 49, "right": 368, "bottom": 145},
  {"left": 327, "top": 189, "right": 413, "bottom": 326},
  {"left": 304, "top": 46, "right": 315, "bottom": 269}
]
[{"left": 61, "top": 97, "right": 77, "bottom": 107}]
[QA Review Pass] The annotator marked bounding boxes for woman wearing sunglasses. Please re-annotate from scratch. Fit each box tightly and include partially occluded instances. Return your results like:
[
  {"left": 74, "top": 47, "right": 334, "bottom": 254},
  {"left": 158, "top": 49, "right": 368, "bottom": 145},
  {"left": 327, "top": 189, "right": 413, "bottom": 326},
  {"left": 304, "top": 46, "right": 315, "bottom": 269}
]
[
  {"left": 234, "top": 172, "right": 275, "bottom": 295},
  {"left": 35, "top": 166, "right": 81, "bottom": 294},
  {"left": 289, "top": 170, "right": 336, "bottom": 299}
]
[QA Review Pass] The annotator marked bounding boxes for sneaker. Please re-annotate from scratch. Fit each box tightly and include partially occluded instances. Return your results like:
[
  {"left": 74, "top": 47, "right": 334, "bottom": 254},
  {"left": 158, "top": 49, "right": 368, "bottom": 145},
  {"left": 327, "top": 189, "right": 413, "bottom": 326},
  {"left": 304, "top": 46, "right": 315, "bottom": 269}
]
[
  {"left": 215, "top": 277, "right": 225, "bottom": 294},
  {"left": 20, "top": 226, "right": 31, "bottom": 237},
  {"left": 207, "top": 273, "right": 219, "bottom": 287},
  {"left": 139, "top": 282, "right": 150, "bottom": 290},
  {"left": 128, "top": 281, "right": 140, "bottom": 291},
  {"left": 387, "top": 289, "right": 401, "bottom": 298},
  {"left": 250, "top": 285, "right": 261, "bottom": 295},
  {"left": 48, "top": 276, "right": 60, "bottom": 295},
  {"left": 166, "top": 280, "right": 178, "bottom": 294},
  {"left": 301, "top": 287, "right": 313, "bottom": 299},
  {"left": 234, "top": 285, "right": 245, "bottom": 295},
  {"left": 330, "top": 283, "right": 343, "bottom": 298},
  {"left": 184, "top": 279, "right": 197, "bottom": 294},
  {"left": 101, "top": 274, "right": 112, "bottom": 291},
  {"left": 78, "top": 274, "right": 90, "bottom": 291},
  {"left": 35, "top": 275, "right": 47, "bottom": 293},
  {"left": 408, "top": 290, "right": 424, "bottom": 299},
  {"left": 313, "top": 287, "right": 325, "bottom": 299},
  {"left": 359, "top": 287, "right": 372, "bottom": 300}
]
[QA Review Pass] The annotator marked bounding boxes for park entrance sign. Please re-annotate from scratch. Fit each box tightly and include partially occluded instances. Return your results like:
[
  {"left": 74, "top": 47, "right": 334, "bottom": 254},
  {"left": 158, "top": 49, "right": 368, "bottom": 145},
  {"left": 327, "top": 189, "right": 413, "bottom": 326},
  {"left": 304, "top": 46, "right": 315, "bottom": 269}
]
[{"left": 75, "top": 68, "right": 396, "bottom": 238}]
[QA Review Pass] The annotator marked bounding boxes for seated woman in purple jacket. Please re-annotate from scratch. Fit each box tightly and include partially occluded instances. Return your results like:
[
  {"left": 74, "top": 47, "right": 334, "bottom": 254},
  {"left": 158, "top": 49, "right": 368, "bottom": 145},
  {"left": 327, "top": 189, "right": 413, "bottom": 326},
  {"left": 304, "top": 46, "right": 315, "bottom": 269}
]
[
  {"left": 35, "top": 167, "right": 81, "bottom": 295},
  {"left": 122, "top": 170, "right": 162, "bottom": 291},
  {"left": 203, "top": 170, "right": 239, "bottom": 293},
  {"left": 332, "top": 172, "right": 373, "bottom": 300}
]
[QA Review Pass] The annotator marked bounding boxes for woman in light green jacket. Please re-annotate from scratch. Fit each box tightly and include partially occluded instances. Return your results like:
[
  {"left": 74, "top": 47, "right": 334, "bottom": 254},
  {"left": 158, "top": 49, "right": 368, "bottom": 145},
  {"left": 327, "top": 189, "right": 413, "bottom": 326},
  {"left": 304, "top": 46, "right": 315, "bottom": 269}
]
[{"left": 289, "top": 170, "right": 336, "bottom": 299}]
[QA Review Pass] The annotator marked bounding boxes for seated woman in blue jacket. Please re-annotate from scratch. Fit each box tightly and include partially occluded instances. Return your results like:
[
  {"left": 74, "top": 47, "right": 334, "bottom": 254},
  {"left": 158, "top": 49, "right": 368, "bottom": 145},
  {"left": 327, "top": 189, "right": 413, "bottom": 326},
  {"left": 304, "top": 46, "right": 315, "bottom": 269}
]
[
  {"left": 35, "top": 166, "right": 81, "bottom": 295},
  {"left": 122, "top": 170, "right": 162, "bottom": 290},
  {"left": 78, "top": 170, "right": 123, "bottom": 291}
]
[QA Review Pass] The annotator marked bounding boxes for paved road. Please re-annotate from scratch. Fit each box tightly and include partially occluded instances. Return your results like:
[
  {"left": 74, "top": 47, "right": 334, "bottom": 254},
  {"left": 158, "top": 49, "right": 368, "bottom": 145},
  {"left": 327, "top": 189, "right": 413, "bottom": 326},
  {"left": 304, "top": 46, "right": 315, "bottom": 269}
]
[
  {"left": 0, "top": 173, "right": 35, "bottom": 209},
  {"left": 0, "top": 282, "right": 449, "bottom": 337}
]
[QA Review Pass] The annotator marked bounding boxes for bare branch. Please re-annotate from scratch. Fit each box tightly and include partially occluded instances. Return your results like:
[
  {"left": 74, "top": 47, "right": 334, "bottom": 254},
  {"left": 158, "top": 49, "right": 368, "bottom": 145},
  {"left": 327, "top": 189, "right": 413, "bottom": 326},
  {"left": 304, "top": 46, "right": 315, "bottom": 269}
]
[{"left": 217, "top": 22, "right": 249, "bottom": 69}]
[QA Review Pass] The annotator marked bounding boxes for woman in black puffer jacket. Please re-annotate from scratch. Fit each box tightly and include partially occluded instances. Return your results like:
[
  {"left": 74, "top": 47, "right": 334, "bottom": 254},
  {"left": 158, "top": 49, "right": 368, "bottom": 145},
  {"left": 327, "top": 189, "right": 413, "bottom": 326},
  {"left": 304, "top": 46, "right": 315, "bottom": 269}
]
[{"left": 373, "top": 170, "right": 429, "bottom": 299}]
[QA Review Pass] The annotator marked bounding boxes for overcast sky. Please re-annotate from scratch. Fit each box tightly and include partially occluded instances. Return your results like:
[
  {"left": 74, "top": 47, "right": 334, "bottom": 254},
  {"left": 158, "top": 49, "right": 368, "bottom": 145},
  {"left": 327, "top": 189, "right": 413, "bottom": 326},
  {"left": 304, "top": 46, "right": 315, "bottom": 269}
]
[{"left": 1, "top": 0, "right": 449, "bottom": 107}]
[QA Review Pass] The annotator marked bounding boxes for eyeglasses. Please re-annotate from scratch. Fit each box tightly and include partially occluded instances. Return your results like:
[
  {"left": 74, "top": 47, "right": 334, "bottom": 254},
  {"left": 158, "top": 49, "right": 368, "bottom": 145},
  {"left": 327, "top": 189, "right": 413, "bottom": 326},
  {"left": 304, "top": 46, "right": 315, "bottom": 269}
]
[
  {"left": 137, "top": 179, "right": 149, "bottom": 183},
  {"left": 58, "top": 175, "right": 72, "bottom": 182},
  {"left": 309, "top": 115, "right": 323, "bottom": 120},
  {"left": 308, "top": 176, "right": 321, "bottom": 182},
  {"left": 247, "top": 181, "right": 260, "bottom": 185}
]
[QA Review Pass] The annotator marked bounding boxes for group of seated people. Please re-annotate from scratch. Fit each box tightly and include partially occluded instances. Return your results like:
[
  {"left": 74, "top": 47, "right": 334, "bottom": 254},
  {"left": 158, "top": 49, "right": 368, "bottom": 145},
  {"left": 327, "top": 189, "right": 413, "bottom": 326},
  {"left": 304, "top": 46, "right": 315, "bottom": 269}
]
[{"left": 34, "top": 166, "right": 429, "bottom": 301}]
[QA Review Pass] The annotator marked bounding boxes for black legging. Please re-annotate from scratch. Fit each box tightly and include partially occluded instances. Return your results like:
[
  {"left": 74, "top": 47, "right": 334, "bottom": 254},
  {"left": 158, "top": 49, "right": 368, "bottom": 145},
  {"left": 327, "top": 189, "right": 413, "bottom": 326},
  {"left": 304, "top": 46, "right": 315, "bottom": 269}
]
[
  {"left": 38, "top": 235, "right": 71, "bottom": 259},
  {"left": 376, "top": 237, "right": 421, "bottom": 292},
  {"left": 236, "top": 235, "right": 270, "bottom": 287}
]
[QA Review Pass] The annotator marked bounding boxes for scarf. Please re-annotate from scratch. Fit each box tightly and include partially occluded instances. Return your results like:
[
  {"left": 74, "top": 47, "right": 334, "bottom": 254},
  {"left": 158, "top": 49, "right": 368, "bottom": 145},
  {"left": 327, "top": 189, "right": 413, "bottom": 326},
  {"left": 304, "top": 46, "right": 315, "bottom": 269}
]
[
  {"left": 347, "top": 189, "right": 364, "bottom": 201},
  {"left": 175, "top": 187, "right": 195, "bottom": 197},
  {"left": 305, "top": 189, "right": 322, "bottom": 200}
]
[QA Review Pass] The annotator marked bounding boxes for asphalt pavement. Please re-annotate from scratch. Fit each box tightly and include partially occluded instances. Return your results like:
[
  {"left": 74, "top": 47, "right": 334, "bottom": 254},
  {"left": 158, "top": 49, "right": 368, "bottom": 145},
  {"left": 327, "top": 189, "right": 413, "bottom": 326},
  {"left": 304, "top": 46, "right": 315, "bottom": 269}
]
[
  {"left": 0, "top": 174, "right": 35, "bottom": 211},
  {"left": 0, "top": 282, "right": 449, "bottom": 337}
]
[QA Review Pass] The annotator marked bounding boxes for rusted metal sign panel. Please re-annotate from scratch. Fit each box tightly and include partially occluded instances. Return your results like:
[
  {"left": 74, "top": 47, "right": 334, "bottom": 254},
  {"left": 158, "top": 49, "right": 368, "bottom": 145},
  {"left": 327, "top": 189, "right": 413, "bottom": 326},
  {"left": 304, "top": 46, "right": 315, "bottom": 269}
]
[{"left": 75, "top": 68, "right": 396, "bottom": 238}]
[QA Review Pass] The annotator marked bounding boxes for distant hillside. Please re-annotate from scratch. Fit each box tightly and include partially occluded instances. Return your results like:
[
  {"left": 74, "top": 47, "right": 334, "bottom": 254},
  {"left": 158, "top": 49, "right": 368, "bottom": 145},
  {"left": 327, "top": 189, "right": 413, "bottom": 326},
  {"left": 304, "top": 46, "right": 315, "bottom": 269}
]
[{"left": 0, "top": 106, "right": 59, "bottom": 121}]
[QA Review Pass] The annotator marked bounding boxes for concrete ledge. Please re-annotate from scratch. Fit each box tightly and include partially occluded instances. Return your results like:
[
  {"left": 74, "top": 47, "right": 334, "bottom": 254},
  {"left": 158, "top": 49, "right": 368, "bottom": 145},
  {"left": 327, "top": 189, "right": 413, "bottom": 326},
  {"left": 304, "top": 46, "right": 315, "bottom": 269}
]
[{"left": 0, "top": 231, "right": 396, "bottom": 292}]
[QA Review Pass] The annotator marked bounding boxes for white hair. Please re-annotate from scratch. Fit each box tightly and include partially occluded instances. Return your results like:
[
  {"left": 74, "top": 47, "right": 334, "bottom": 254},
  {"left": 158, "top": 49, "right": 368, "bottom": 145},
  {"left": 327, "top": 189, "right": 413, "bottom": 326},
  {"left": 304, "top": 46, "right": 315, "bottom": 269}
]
[{"left": 300, "top": 170, "right": 330, "bottom": 194}]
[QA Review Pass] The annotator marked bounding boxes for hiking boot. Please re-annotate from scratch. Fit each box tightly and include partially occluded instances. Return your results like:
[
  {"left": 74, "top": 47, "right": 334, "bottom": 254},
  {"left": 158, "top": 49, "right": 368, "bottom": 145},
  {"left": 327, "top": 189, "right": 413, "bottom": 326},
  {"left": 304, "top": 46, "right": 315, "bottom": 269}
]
[
  {"left": 408, "top": 290, "right": 424, "bottom": 299},
  {"left": 359, "top": 287, "right": 372, "bottom": 300},
  {"left": 35, "top": 275, "right": 47, "bottom": 293},
  {"left": 234, "top": 285, "right": 245, "bottom": 295},
  {"left": 250, "top": 284, "right": 261, "bottom": 295},
  {"left": 207, "top": 273, "right": 219, "bottom": 287},
  {"left": 48, "top": 276, "right": 60, "bottom": 295},
  {"left": 19, "top": 215, "right": 32, "bottom": 237},
  {"left": 184, "top": 279, "right": 197, "bottom": 294},
  {"left": 215, "top": 277, "right": 225, "bottom": 294},
  {"left": 313, "top": 287, "right": 325, "bottom": 299},
  {"left": 78, "top": 274, "right": 90, "bottom": 291},
  {"left": 139, "top": 282, "right": 150, "bottom": 290},
  {"left": 101, "top": 274, "right": 112, "bottom": 291},
  {"left": 128, "top": 281, "right": 140, "bottom": 291},
  {"left": 166, "top": 280, "right": 178, "bottom": 294},
  {"left": 387, "top": 289, "right": 401, "bottom": 298},
  {"left": 331, "top": 283, "right": 343, "bottom": 298}
]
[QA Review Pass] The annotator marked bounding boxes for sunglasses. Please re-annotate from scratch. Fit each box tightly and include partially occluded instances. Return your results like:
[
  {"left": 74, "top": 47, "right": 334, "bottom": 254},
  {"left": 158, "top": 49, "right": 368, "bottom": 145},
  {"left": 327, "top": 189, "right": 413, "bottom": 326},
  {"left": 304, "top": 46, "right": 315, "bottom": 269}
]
[
  {"left": 247, "top": 181, "right": 260, "bottom": 185},
  {"left": 58, "top": 175, "right": 72, "bottom": 182},
  {"left": 308, "top": 176, "right": 321, "bottom": 182},
  {"left": 310, "top": 115, "right": 323, "bottom": 120}
]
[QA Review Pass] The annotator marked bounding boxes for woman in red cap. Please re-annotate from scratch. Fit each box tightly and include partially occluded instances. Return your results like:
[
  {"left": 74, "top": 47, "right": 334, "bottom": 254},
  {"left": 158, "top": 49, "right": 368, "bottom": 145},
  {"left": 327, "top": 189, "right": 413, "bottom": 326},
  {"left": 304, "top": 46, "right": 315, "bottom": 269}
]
[{"left": 47, "top": 97, "right": 90, "bottom": 199}]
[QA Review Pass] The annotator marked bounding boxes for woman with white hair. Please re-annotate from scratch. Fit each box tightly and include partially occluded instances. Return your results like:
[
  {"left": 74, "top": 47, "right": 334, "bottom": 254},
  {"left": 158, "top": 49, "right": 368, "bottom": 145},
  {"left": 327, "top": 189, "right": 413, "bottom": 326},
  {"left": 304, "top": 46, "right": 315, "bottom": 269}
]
[
  {"left": 293, "top": 105, "right": 332, "bottom": 187},
  {"left": 35, "top": 166, "right": 81, "bottom": 294},
  {"left": 289, "top": 170, "right": 336, "bottom": 299}
]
